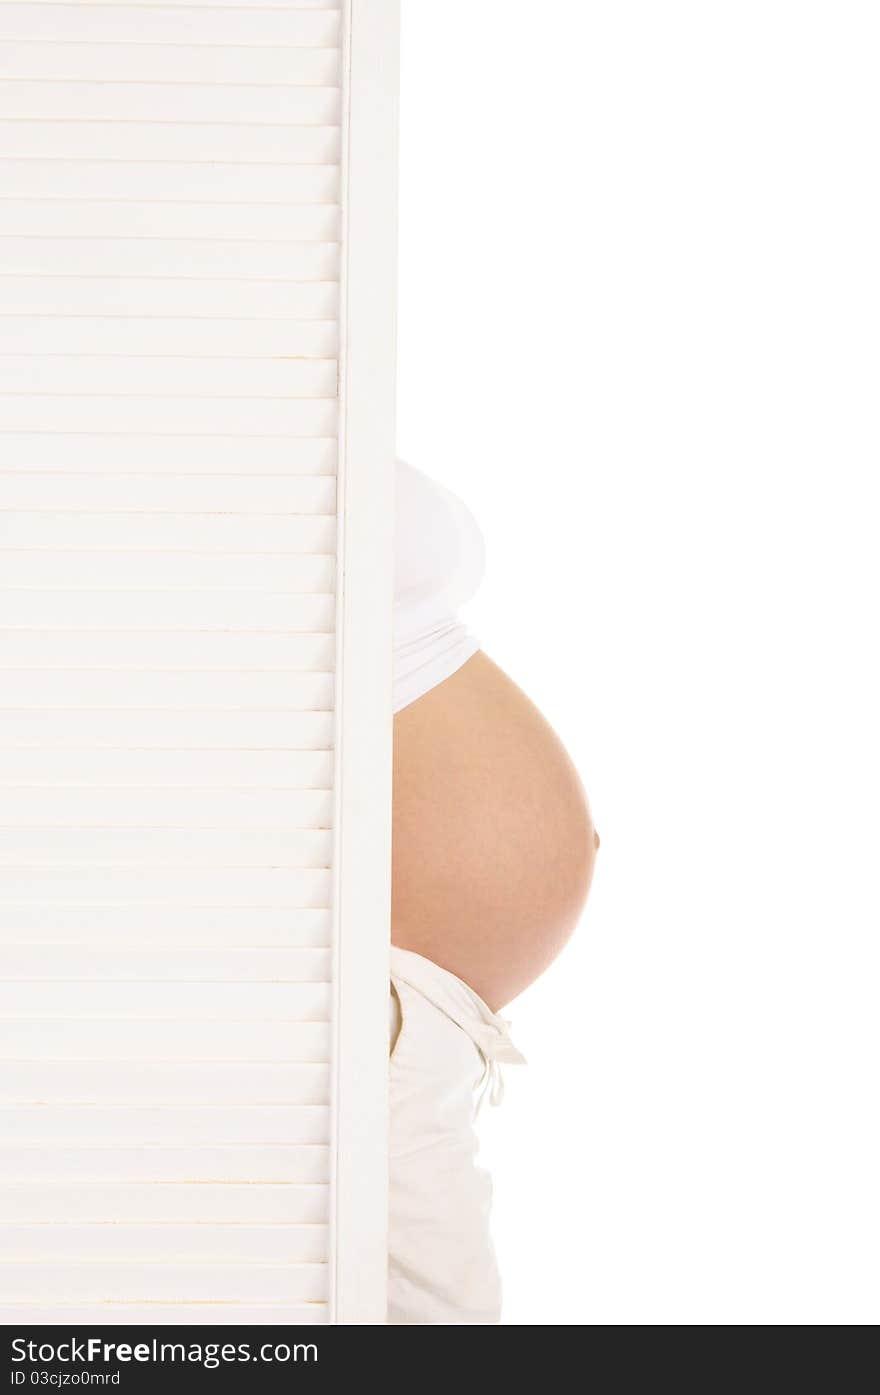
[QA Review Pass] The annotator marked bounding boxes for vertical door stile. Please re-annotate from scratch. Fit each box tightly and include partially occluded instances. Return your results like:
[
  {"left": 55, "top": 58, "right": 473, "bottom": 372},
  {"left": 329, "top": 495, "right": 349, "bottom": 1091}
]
[{"left": 330, "top": 0, "right": 399, "bottom": 1325}]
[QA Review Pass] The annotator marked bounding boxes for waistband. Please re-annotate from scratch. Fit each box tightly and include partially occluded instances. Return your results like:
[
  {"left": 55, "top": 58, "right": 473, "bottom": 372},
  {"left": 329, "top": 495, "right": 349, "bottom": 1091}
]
[{"left": 390, "top": 945, "right": 526, "bottom": 1068}]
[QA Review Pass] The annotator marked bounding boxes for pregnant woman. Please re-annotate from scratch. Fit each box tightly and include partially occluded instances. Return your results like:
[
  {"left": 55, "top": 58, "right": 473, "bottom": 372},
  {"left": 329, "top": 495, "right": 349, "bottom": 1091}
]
[{"left": 388, "top": 461, "right": 600, "bottom": 1324}]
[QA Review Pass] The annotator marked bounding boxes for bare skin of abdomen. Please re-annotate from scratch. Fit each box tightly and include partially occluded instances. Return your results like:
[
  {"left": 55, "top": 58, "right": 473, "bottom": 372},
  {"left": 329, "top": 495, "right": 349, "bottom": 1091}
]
[{"left": 392, "top": 652, "right": 598, "bottom": 1010}]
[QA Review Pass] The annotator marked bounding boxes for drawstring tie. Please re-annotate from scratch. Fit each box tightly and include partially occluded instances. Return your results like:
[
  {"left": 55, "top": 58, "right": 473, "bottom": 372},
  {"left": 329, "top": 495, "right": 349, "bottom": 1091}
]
[
  {"left": 477, "top": 1057, "right": 506, "bottom": 1112},
  {"left": 470, "top": 1015, "right": 526, "bottom": 1114}
]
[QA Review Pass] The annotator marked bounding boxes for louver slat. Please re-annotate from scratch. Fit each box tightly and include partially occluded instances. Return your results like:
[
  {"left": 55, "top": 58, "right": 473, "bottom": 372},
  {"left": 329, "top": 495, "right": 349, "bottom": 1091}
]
[
  {"left": 1, "top": 1062, "right": 331, "bottom": 1106},
  {"left": 0, "top": 673, "right": 334, "bottom": 711},
  {"left": 0, "top": 86, "right": 340, "bottom": 122},
  {"left": 0, "top": 749, "right": 335, "bottom": 790},
  {"left": 0, "top": 982, "right": 332, "bottom": 1018},
  {"left": 0, "top": 786, "right": 333, "bottom": 825},
  {"left": 0, "top": 1183, "right": 329, "bottom": 1225},
  {"left": 0, "top": 276, "right": 338, "bottom": 317},
  {"left": 2, "top": 944, "right": 330, "bottom": 978},
  {"left": 0, "top": 319, "right": 339, "bottom": 358},
  {"left": 0, "top": 202, "right": 341, "bottom": 241},
  {"left": 1, "top": 513, "right": 336, "bottom": 549},
  {"left": 0, "top": 591, "right": 335, "bottom": 629},
  {"left": 1, "top": 815, "right": 330, "bottom": 860},
  {"left": 0, "top": 1147, "right": 330, "bottom": 1184},
  {"left": 0, "top": 827, "right": 334, "bottom": 866},
  {"left": 0, "top": 356, "right": 338, "bottom": 396},
  {"left": 0, "top": 1106, "right": 331, "bottom": 1145},
  {"left": 0, "top": 239, "right": 340, "bottom": 280},
  {"left": 1, "top": 712, "right": 334, "bottom": 749},
  {"left": 0, "top": 1019, "right": 331, "bottom": 1060},
  {"left": 0, "top": 434, "right": 339, "bottom": 472},
  {"left": 0, "top": 125, "right": 341, "bottom": 165},
  {"left": 0, "top": 904, "right": 333, "bottom": 945},
  {"left": 3, "top": 1225, "right": 331, "bottom": 1264},
  {"left": 0, "top": 553, "right": 336, "bottom": 590},
  {"left": 0, "top": 397, "right": 338, "bottom": 433},
  {"left": 0, "top": 473, "right": 337, "bottom": 509},
  {"left": 0, "top": 1307, "right": 327, "bottom": 1326},
  {"left": 0, "top": 0, "right": 348, "bottom": 1324},
  {"left": 0, "top": 42, "right": 340, "bottom": 87},
  {"left": 0, "top": 5, "right": 341, "bottom": 46},
  {"left": 0, "top": 632, "right": 335, "bottom": 668},
  {"left": 1, "top": 862, "right": 331, "bottom": 899},
  {"left": 2, "top": 1265, "right": 329, "bottom": 1305}
]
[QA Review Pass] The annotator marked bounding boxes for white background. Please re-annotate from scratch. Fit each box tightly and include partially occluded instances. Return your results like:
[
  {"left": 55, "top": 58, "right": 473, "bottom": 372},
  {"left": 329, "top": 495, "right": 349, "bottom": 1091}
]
[{"left": 397, "top": 0, "right": 879, "bottom": 1324}]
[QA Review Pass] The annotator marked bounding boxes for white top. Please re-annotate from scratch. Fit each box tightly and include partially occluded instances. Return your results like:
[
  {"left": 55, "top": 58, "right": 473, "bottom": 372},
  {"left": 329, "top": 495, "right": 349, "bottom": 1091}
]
[{"left": 393, "top": 461, "right": 485, "bottom": 712}]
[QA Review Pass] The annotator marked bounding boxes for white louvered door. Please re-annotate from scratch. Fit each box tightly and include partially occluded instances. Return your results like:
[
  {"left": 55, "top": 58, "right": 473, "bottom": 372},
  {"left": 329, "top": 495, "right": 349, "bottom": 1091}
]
[{"left": 0, "top": 1, "right": 398, "bottom": 1325}]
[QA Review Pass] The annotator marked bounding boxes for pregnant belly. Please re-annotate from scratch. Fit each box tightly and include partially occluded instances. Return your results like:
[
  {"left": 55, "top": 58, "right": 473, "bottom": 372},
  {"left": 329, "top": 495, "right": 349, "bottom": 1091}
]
[{"left": 392, "top": 652, "right": 597, "bottom": 1008}]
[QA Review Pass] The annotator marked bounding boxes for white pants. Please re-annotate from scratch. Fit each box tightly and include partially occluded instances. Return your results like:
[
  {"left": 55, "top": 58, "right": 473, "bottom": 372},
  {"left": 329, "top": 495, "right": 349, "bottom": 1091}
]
[{"left": 387, "top": 946, "right": 526, "bottom": 1325}]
